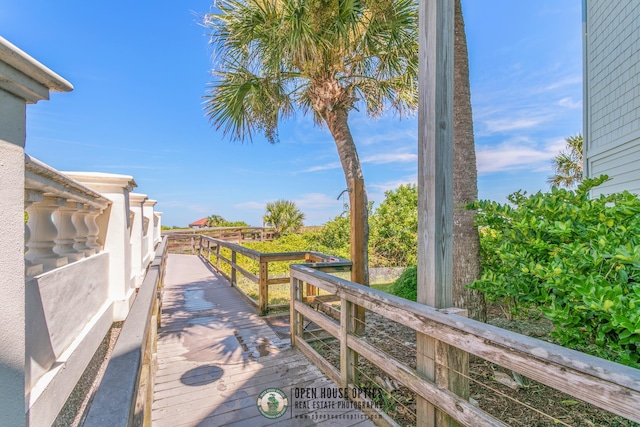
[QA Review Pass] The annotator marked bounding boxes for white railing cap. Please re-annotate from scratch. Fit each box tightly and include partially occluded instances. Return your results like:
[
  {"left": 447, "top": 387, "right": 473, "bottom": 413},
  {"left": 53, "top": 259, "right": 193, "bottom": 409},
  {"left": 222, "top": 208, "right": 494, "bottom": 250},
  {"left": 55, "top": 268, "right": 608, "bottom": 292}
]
[
  {"left": 25, "top": 155, "right": 110, "bottom": 209},
  {"left": 129, "top": 193, "right": 149, "bottom": 203},
  {"left": 63, "top": 171, "right": 137, "bottom": 192},
  {"left": 0, "top": 36, "right": 73, "bottom": 102},
  {"left": 144, "top": 199, "right": 157, "bottom": 207}
]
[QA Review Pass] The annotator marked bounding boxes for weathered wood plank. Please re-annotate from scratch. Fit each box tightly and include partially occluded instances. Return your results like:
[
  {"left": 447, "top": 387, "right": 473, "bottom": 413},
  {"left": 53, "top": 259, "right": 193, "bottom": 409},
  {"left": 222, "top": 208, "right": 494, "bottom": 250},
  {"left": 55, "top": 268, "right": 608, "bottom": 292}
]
[
  {"left": 259, "top": 261, "right": 268, "bottom": 315},
  {"left": 347, "top": 335, "right": 504, "bottom": 427},
  {"left": 417, "top": 0, "right": 455, "bottom": 422},
  {"left": 267, "top": 276, "right": 290, "bottom": 285},
  {"left": 293, "top": 300, "right": 340, "bottom": 339},
  {"left": 290, "top": 265, "right": 640, "bottom": 423},
  {"left": 153, "top": 254, "right": 375, "bottom": 427}
]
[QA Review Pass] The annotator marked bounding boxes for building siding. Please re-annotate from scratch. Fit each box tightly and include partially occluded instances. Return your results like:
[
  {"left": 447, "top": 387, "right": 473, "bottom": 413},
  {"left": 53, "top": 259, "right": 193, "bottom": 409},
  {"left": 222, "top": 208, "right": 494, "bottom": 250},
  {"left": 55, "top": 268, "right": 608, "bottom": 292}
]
[{"left": 584, "top": 0, "right": 640, "bottom": 196}]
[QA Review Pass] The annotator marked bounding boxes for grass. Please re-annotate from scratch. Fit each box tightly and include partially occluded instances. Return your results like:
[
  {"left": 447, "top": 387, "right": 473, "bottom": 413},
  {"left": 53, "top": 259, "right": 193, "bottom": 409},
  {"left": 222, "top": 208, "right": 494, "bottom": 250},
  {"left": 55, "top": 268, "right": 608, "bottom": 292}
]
[{"left": 372, "top": 282, "right": 394, "bottom": 294}]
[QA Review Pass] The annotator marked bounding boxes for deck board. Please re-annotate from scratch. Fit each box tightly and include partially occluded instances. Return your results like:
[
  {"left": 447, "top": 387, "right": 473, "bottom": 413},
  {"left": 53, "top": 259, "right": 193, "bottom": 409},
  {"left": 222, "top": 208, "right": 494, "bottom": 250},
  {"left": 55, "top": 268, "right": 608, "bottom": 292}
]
[{"left": 152, "top": 254, "right": 376, "bottom": 427}]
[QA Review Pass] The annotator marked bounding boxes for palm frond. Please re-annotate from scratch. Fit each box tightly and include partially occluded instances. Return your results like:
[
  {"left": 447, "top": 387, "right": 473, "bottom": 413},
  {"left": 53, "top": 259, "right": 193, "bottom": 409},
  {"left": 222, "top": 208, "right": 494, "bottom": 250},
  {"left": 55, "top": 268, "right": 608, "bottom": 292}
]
[{"left": 204, "top": 0, "right": 419, "bottom": 140}]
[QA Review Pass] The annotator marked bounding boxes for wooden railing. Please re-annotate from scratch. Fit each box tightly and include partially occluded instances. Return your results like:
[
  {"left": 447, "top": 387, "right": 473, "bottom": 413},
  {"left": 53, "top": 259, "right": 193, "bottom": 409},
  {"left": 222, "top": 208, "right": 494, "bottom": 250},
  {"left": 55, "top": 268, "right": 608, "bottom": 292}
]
[
  {"left": 189, "top": 235, "right": 351, "bottom": 315},
  {"left": 289, "top": 264, "right": 640, "bottom": 426},
  {"left": 84, "top": 236, "right": 168, "bottom": 427},
  {"left": 163, "top": 226, "right": 275, "bottom": 249}
]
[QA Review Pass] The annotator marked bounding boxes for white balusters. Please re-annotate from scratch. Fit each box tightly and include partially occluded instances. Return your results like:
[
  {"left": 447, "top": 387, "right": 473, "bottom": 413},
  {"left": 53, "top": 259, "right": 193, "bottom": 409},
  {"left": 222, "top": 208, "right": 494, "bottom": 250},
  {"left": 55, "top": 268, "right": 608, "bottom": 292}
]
[
  {"left": 24, "top": 190, "right": 44, "bottom": 276},
  {"left": 72, "top": 205, "right": 92, "bottom": 256},
  {"left": 54, "top": 200, "right": 84, "bottom": 262},
  {"left": 25, "top": 196, "right": 68, "bottom": 270},
  {"left": 85, "top": 206, "right": 102, "bottom": 252}
]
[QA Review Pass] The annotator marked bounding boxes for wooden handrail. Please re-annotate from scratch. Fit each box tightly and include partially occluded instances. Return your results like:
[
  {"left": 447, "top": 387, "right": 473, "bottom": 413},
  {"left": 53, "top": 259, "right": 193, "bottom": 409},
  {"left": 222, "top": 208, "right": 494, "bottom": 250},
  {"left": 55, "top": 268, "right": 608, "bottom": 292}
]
[
  {"left": 289, "top": 264, "right": 640, "bottom": 425},
  {"left": 84, "top": 236, "right": 168, "bottom": 427},
  {"left": 169, "top": 235, "right": 351, "bottom": 315}
]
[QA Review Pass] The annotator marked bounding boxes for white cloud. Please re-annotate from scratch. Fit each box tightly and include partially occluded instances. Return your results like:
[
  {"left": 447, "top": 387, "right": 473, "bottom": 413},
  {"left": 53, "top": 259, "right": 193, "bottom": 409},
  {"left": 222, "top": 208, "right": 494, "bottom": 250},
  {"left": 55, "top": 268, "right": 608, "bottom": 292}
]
[
  {"left": 483, "top": 116, "right": 551, "bottom": 134},
  {"left": 539, "top": 75, "right": 582, "bottom": 92},
  {"left": 362, "top": 153, "right": 417, "bottom": 164},
  {"left": 234, "top": 201, "right": 264, "bottom": 210},
  {"left": 299, "top": 161, "right": 342, "bottom": 173},
  {"left": 476, "top": 137, "right": 565, "bottom": 174},
  {"left": 299, "top": 151, "right": 416, "bottom": 174},
  {"left": 369, "top": 176, "right": 417, "bottom": 192},
  {"left": 294, "top": 192, "right": 343, "bottom": 210},
  {"left": 557, "top": 97, "right": 582, "bottom": 109}
]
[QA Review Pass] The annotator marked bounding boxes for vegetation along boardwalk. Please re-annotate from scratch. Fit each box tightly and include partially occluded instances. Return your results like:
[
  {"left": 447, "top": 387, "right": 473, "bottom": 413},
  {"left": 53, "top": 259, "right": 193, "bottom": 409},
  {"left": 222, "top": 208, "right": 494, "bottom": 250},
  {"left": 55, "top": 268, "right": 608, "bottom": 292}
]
[{"left": 152, "top": 254, "right": 376, "bottom": 426}]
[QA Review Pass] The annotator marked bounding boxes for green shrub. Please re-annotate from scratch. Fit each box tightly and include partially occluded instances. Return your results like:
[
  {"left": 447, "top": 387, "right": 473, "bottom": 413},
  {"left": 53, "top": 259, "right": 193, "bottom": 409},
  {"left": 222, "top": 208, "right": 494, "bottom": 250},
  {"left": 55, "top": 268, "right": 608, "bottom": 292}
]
[
  {"left": 392, "top": 266, "right": 417, "bottom": 302},
  {"left": 471, "top": 176, "right": 640, "bottom": 367},
  {"left": 369, "top": 184, "right": 418, "bottom": 267}
]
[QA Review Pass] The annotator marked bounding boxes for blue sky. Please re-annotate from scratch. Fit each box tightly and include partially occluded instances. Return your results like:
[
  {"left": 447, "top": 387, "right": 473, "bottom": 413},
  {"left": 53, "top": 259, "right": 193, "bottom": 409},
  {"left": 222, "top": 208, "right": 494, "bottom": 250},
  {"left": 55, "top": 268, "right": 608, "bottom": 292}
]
[{"left": 2, "top": 0, "right": 583, "bottom": 227}]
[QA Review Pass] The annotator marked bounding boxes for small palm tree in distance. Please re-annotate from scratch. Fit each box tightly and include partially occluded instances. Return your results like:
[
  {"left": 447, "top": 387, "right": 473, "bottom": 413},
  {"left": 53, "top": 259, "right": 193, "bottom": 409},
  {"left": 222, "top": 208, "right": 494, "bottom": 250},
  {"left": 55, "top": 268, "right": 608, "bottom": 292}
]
[
  {"left": 263, "top": 200, "right": 305, "bottom": 238},
  {"left": 548, "top": 134, "right": 583, "bottom": 188}
]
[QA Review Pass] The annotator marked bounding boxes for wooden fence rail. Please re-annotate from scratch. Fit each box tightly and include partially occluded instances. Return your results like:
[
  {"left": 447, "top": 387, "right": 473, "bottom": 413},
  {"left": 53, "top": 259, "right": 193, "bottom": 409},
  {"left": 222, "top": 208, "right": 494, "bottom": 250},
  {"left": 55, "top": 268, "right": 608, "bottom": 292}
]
[
  {"left": 172, "top": 235, "right": 352, "bottom": 315},
  {"left": 84, "top": 236, "right": 168, "bottom": 427},
  {"left": 290, "top": 264, "right": 640, "bottom": 426},
  {"left": 162, "top": 226, "right": 276, "bottom": 245}
]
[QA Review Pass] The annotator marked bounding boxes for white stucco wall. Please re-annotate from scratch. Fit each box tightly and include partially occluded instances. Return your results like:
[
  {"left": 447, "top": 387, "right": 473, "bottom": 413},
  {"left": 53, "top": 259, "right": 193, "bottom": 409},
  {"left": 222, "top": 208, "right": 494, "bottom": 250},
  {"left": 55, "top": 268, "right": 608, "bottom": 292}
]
[
  {"left": 129, "top": 193, "right": 147, "bottom": 288},
  {"left": 26, "top": 253, "right": 110, "bottom": 390},
  {"left": 1, "top": 35, "right": 72, "bottom": 426},
  {"left": 64, "top": 172, "right": 136, "bottom": 321},
  {"left": 0, "top": 134, "right": 26, "bottom": 427},
  {"left": 143, "top": 199, "right": 157, "bottom": 266},
  {"left": 25, "top": 253, "right": 112, "bottom": 426},
  {"left": 584, "top": 0, "right": 640, "bottom": 196}
]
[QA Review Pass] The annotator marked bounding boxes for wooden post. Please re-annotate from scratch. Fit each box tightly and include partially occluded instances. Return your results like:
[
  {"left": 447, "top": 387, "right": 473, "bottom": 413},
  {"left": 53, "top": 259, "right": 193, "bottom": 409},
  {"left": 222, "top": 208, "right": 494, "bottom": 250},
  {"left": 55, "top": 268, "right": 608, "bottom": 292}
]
[
  {"left": 417, "top": 0, "right": 458, "bottom": 425},
  {"left": 349, "top": 176, "right": 366, "bottom": 336},
  {"left": 290, "top": 277, "right": 303, "bottom": 347},
  {"left": 259, "top": 261, "right": 268, "bottom": 315},
  {"left": 305, "top": 283, "right": 318, "bottom": 297},
  {"left": 231, "top": 250, "right": 237, "bottom": 286},
  {"left": 340, "top": 298, "right": 357, "bottom": 388},
  {"left": 436, "top": 308, "right": 469, "bottom": 427},
  {"left": 216, "top": 244, "right": 220, "bottom": 270}
]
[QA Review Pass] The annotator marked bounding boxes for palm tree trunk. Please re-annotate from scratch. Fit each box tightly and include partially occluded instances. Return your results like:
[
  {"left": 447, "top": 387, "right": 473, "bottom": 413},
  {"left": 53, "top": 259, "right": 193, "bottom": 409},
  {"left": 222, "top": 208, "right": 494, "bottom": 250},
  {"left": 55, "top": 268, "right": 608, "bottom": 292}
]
[
  {"left": 453, "top": 0, "right": 486, "bottom": 321},
  {"left": 324, "top": 107, "right": 370, "bottom": 288}
]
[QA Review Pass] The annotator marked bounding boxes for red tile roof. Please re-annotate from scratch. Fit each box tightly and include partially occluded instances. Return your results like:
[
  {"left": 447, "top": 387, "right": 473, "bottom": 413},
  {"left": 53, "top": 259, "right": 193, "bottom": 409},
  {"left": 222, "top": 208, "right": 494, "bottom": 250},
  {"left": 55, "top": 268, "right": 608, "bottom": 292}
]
[{"left": 189, "top": 217, "right": 208, "bottom": 227}]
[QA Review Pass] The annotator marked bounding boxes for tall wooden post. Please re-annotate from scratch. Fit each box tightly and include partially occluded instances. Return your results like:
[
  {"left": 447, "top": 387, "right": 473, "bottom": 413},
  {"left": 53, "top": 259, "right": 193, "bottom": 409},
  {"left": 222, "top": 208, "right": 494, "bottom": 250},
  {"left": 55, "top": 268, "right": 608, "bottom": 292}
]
[
  {"left": 349, "top": 176, "right": 366, "bottom": 335},
  {"left": 231, "top": 251, "right": 237, "bottom": 286},
  {"left": 417, "top": 0, "right": 456, "bottom": 425},
  {"left": 259, "top": 261, "right": 268, "bottom": 315}
]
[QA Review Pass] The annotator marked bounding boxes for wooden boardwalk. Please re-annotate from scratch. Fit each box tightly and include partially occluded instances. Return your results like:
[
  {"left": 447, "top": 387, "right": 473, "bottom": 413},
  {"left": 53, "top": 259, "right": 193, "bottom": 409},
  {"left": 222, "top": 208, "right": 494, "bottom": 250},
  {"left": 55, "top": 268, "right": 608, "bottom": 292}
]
[{"left": 152, "top": 254, "right": 376, "bottom": 427}]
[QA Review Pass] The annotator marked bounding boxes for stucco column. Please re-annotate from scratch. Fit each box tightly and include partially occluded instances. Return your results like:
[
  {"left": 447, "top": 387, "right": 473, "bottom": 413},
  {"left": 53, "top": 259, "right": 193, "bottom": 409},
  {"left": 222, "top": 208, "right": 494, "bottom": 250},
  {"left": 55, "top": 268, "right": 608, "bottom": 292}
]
[
  {"left": 154, "top": 211, "right": 163, "bottom": 245},
  {"left": 64, "top": 172, "right": 137, "bottom": 321},
  {"left": 129, "top": 193, "right": 147, "bottom": 288},
  {"left": 0, "top": 36, "right": 72, "bottom": 426},
  {"left": 143, "top": 199, "right": 157, "bottom": 266}
]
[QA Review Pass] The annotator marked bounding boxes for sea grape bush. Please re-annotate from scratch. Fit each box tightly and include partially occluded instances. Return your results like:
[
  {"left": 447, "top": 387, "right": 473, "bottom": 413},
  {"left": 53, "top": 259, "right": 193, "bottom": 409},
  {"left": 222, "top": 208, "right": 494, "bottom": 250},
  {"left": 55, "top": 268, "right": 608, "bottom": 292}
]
[{"left": 470, "top": 176, "right": 640, "bottom": 367}]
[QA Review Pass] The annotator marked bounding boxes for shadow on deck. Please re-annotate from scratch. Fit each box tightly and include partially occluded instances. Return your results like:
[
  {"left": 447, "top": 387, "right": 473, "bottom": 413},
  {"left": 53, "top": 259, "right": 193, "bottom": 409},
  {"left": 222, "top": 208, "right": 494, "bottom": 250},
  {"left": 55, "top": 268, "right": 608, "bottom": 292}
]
[{"left": 152, "top": 254, "right": 375, "bottom": 426}]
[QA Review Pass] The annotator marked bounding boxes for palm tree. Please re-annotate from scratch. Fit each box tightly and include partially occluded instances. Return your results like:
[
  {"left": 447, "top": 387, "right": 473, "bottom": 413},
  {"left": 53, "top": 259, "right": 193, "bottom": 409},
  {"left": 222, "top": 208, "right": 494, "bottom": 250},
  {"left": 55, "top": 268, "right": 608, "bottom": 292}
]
[
  {"left": 263, "top": 200, "right": 305, "bottom": 238},
  {"left": 453, "top": 0, "right": 485, "bottom": 321},
  {"left": 203, "top": 0, "right": 418, "bottom": 287},
  {"left": 206, "top": 214, "right": 226, "bottom": 227},
  {"left": 548, "top": 134, "right": 583, "bottom": 188}
]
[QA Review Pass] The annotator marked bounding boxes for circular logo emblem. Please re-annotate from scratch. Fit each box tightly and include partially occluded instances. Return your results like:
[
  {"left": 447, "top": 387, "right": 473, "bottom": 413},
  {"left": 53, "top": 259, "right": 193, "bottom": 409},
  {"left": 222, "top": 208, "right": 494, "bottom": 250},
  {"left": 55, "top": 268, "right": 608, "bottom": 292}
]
[{"left": 257, "top": 388, "right": 288, "bottom": 419}]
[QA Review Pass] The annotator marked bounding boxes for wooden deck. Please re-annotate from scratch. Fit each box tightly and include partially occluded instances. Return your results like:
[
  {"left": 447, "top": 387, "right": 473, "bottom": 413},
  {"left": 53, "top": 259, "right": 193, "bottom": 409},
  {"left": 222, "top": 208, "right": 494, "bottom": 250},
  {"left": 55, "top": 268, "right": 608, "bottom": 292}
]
[{"left": 152, "top": 254, "right": 376, "bottom": 426}]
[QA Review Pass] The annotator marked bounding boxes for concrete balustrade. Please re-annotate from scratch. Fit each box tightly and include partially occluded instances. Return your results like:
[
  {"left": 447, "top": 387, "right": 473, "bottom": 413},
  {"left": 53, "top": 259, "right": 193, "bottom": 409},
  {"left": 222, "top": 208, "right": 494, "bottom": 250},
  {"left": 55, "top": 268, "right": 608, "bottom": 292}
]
[
  {"left": 129, "top": 192, "right": 148, "bottom": 288},
  {"left": 1, "top": 37, "right": 165, "bottom": 426},
  {"left": 154, "top": 211, "right": 163, "bottom": 246},
  {"left": 143, "top": 199, "right": 157, "bottom": 267},
  {"left": 0, "top": 36, "right": 73, "bottom": 427},
  {"left": 24, "top": 156, "right": 111, "bottom": 273}
]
